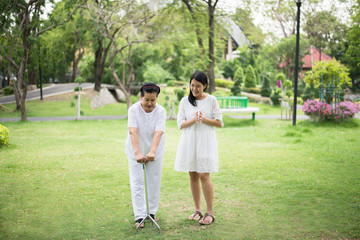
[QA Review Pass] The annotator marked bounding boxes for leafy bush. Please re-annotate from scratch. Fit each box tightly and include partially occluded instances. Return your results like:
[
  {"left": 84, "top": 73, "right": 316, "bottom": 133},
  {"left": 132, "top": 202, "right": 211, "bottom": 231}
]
[
  {"left": 302, "top": 99, "right": 360, "bottom": 122},
  {"left": 260, "top": 74, "right": 271, "bottom": 97},
  {"left": 75, "top": 76, "right": 85, "bottom": 84},
  {"left": 143, "top": 63, "right": 174, "bottom": 84},
  {"left": 174, "top": 88, "right": 185, "bottom": 102},
  {"left": 233, "top": 66, "right": 244, "bottom": 85},
  {"left": 167, "top": 81, "right": 175, "bottom": 87},
  {"left": 302, "top": 86, "right": 316, "bottom": 101},
  {"left": 215, "top": 78, "right": 234, "bottom": 88},
  {"left": 131, "top": 94, "right": 139, "bottom": 103},
  {"left": 3, "top": 86, "right": 14, "bottom": 96},
  {"left": 0, "top": 124, "right": 10, "bottom": 147},
  {"left": 231, "top": 80, "right": 241, "bottom": 96},
  {"left": 231, "top": 66, "right": 244, "bottom": 96},
  {"left": 303, "top": 60, "right": 352, "bottom": 88},
  {"left": 220, "top": 60, "right": 237, "bottom": 79},
  {"left": 244, "top": 65, "right": 256, "bottom": 88},
  {"left": 74, "top": 86, "right": 82, "bottom": 92}
]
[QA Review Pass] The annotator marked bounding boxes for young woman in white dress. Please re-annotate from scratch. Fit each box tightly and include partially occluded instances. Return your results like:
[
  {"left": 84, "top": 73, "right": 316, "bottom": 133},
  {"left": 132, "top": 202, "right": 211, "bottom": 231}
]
[{"left": 174, "top": 71, "right": 223, "bottom": 225}]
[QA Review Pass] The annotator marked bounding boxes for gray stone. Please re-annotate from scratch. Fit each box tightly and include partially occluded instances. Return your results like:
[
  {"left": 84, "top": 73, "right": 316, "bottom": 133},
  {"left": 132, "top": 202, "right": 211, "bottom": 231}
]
[
  {"left": 91, "top": 87, "right": 116, "bottom": 109},
  {"left": 115, "top": 89, "right": 126, "bottom": 102}
]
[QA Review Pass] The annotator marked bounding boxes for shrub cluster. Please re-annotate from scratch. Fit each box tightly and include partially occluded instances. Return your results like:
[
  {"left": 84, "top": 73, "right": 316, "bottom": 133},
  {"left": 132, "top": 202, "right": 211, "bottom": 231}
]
[
  {"left": 0, "top": 124, "right": 10, "bottom": 147},
  {"left": 302, "top": 99, "right": 360, "bottom": 122},
  {"left": 174, "top": 88, "right": 185, "bottom": 102},
  {"left": 3, "top": 86, "right": 14, "bottom": 96}
]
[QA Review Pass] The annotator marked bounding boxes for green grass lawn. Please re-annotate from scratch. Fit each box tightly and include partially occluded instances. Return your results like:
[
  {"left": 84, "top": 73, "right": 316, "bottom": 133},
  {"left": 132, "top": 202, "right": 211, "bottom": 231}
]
[{"left": 1, "top": 118, "right": 359, "bottom": 239}]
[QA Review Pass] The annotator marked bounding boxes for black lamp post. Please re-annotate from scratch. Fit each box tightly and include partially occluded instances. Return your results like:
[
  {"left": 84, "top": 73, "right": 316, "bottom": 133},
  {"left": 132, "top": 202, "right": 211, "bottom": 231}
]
[{"left": 293, "top": 0, "right": 302, "bottom": 126}]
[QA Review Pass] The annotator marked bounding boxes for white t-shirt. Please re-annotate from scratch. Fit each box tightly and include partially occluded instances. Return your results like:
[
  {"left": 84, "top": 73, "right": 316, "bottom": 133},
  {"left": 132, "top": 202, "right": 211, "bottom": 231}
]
[{"left": 125, "top": 101, "right": 166, "bottom": 159}]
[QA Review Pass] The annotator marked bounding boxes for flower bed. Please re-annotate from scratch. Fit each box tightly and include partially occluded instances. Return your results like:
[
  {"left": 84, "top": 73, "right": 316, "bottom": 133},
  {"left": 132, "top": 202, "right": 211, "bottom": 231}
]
[{"left": 302, "top": 99, "right": 360, "bottom": 122}]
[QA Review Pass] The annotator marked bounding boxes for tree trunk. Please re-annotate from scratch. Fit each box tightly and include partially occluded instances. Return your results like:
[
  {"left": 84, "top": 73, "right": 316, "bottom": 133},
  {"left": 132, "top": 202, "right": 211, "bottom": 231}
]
[
  {"left": 71, "top": 34, "right": 79, "bottom": 82},
  {"left": 8, "top": 63, "right": 20, "bottom": 110},
  {"left": 19, "top": 8, "right": 31, "bottom": 121},
  {"left": 94, "top": 39, "right": 103, "bottom": 91},
  {"left": 94, "top": 38, "right": 112, "bottom": 92},
  {"left": 28, "top": 67, "right": 36, "bottom": 85},
  {"left": 18, "top": 59, "right": 28, "bottom": 121},
  {"left": 207, "top": 2, "right": 216, "bottom": 94}
]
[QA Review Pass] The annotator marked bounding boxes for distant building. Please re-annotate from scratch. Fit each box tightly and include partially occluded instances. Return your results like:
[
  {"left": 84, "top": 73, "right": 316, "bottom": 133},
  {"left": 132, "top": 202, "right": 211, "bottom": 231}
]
[
  {"left": 301, "top": 46, "right": 333, "bottom": 70},
  {"left": 280, "top": 46, "right": 334, "bottom": 69},
  {"left": 219, "top": 17, "right": 249, "bottom": 61},
  {"left": 279, "top": 46, "right": 334, "bottom": 79}
]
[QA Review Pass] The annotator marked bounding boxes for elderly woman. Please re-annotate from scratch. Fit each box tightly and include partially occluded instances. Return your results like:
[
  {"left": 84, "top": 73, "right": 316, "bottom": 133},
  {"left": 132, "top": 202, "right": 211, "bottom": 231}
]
[{"left": 125, "top": 82, "right": 166, "bottom": 228}]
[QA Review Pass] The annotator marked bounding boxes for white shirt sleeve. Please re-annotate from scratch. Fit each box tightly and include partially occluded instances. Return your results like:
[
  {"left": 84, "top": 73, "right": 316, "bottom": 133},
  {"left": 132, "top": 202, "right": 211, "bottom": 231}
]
[
  {"left": 211, "top": 96, "right": 224, "bottom": 127},
  {"left": 177, "top": 98, "right": 186, "bottom": 130},
  {"left": 155, "top": 107, "right": 166, "bottom": 133},
  {"left": 127, "top": 105, "right": 137, "bottom": 128}
]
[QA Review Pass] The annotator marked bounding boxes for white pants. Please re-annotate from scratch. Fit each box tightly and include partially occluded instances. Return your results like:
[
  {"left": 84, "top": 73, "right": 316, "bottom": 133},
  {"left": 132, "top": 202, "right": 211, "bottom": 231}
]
[{"left": 128, "top": 157, "right": 163, "bottom": 221}]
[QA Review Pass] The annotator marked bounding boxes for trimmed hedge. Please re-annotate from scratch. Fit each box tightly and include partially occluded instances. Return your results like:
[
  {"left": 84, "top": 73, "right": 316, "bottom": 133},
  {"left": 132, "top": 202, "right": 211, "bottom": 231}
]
[
  {"left": 242, "top": 87, "right": 261, "bottom": 94},
  {"left": 215, "top": 78, "right": 234, "bottom": 88},
  {"left": 244, "top": 65, "right": 257, "bottom": 88}
]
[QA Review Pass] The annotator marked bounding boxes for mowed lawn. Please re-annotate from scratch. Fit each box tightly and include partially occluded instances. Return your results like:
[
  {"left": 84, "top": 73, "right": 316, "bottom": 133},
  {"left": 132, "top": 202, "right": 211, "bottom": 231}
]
[{"left": 0, "top": 118, "right": 359, "bottom": 239}]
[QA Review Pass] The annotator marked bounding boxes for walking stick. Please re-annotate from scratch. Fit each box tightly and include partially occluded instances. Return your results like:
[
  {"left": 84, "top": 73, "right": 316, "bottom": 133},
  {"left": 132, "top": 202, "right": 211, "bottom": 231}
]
[{"left": 135, "top": 162, "right": 161, "bottom": 234}]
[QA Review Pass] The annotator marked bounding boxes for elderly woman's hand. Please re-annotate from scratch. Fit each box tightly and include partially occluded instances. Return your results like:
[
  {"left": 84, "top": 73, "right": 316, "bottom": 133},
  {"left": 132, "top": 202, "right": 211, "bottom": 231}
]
[
  {"left": 146, "top": 151, "right": 156, "bottom": 163},
  {"left": 135, "top": 152, "right": 146, "bottom": 164}
]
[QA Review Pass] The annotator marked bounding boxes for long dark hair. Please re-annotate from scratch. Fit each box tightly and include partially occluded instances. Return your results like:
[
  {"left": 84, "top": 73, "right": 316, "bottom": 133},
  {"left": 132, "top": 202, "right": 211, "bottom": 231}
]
[{"left": 188, "top": 71, "right": 208, "bottom": 107}]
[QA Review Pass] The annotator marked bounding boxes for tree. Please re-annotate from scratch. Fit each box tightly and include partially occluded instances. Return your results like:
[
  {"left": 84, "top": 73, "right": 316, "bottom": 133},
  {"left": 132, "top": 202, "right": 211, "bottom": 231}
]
[
  {"left": 345, "top": 0, "right": 360, "bottom": 84},
  {"left": 244, "top": 65, "right": 256, "bottom": 88},
  {"left": 276, "top": 72, "right": 292, "bottom": 119},
  {"left": 231, "top": 7, "right": 266, "bottom": 47},
  {"left": 274, "top": 34, "right": 309, "bottom": 80},
  {"left": 233, "top": 66, "right": 244, "bottom": 85},
  {"left": 86, "top": 0, "right": 116, "bottom": 91},
  {"left": 303, "top": 60, "right": 352, "bottom": 89},
  {"left": 220, "top": 60, "right": 237, "bottom": 79},
  {"left": 91, "top": 0, "right": 156, "bottom": 108},
  {"left": 0, "top": 0, "right": 82, "bottom": 121},
  {"left": 304, "top": 11, "right": 348, "bottom": 61},
  {"left": 231, "top": 66, "right": 243, "bottom": 95},
  {"left": 260, "top": 0, "right": 338, "bottom": 39},
  {"left": 143, "top": 63, "right": 174, "bottom": 84},
  {"left": 260, "top": 73, "right": 271, "bottom": 97},
  {"left": 181, "top": 0, "right": 219, "bottom": 93}
]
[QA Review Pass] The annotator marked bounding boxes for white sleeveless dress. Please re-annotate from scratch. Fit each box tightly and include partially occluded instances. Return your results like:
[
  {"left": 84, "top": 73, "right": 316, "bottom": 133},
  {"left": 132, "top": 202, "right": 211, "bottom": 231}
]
[{"left": 174, "top": 95, "right": 223, "bottom": 173}]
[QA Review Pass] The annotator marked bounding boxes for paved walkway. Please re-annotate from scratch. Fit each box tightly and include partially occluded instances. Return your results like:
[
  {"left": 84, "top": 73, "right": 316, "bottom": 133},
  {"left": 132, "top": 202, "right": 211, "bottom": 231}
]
[
  {"left": 0, "top": 83, "right": 95, "bottom": 104},
  {"left": 0, "top": 115, "right": 127, "bottom": 122}
]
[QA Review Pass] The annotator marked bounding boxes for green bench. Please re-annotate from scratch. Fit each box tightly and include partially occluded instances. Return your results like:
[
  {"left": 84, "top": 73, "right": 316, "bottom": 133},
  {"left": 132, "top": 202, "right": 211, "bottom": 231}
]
[{"left": 216, "top": 96, "right": 260, "bottom": 120}]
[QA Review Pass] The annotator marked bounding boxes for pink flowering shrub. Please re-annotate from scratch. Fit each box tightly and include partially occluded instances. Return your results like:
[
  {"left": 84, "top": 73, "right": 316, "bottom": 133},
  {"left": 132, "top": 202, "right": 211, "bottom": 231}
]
[{"left": 302, "top": 99, "right": 360, "bottom": 122}]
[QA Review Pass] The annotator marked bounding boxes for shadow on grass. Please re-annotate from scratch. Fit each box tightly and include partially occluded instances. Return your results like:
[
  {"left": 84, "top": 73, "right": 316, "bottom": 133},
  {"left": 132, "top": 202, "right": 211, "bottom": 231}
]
[{"left": 222, "top": 116, "right": 259, "bottom": 128}]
